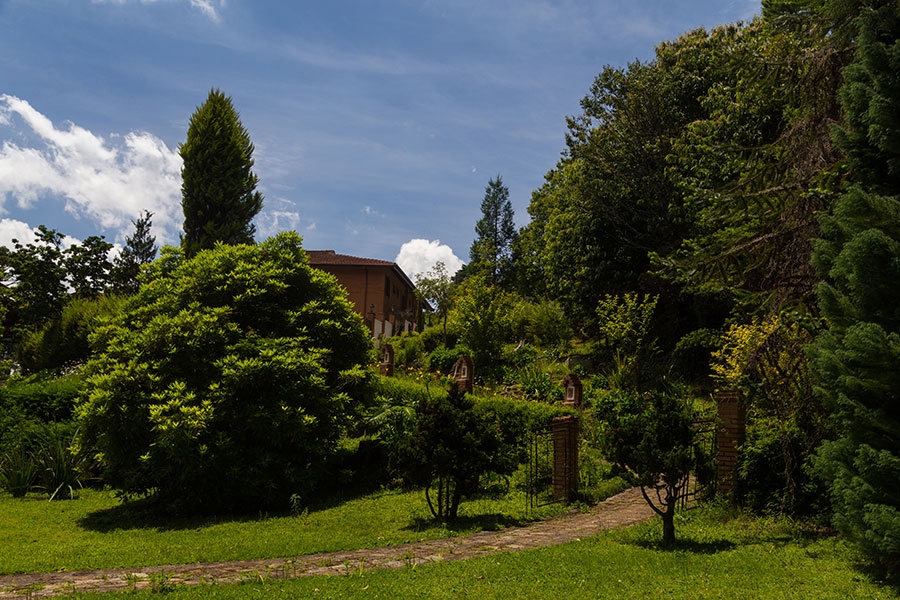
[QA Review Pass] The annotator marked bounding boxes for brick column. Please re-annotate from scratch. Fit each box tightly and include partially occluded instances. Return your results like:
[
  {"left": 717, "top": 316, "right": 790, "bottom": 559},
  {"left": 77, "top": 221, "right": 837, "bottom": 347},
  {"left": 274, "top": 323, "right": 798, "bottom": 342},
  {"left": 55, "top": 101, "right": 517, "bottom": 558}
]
[
  {"left": 716, "top": 391, "right": 746, "bottom": 497},
  {"left": 552, "top": 416, "right": 579, "bottom": 503}
]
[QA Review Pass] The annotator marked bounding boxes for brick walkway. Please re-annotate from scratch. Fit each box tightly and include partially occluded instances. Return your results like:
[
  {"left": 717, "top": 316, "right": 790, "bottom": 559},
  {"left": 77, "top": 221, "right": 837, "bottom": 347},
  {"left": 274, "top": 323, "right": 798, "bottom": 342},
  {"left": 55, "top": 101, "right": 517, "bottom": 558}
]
[{"left": 0, "top": 487, "right": 654, "bottom": 598}]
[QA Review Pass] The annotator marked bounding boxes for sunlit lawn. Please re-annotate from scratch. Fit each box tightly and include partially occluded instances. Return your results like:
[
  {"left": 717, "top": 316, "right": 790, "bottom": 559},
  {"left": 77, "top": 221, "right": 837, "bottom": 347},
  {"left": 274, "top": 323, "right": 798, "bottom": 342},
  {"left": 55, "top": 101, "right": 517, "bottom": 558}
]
[
  {"left": 62, "top": 504, "right": 900, "bottom": 599},
  {"left": 0, "top": 485, "right": 567, "bottom": 575}
]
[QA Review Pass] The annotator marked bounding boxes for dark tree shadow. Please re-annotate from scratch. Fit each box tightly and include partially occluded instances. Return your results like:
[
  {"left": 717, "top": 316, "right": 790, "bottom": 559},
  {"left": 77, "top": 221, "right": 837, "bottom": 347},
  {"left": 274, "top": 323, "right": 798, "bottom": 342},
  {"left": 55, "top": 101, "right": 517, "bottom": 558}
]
[
  {"left": 78, "top": 494, "right": 238, "bottom": 533},
  {"left": 631, "top": 538, "right": 737, "bottom": 554},
  {"left": 403, "top": 513, "right": 526, "bottom": 534}
]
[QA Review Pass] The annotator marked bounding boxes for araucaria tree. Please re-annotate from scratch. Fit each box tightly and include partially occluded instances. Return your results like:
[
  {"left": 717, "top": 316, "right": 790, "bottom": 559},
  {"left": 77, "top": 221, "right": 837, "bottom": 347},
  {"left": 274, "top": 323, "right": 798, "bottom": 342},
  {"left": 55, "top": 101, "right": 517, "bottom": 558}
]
[
  {"left": 180, "top": 89, "right": 264, "bottom": 258},
  {"left": 77, "top": 232, "right": 371, "bottom": 513},
  {"left": 469, "top": 175, "right": 517, "bottom": 286}
]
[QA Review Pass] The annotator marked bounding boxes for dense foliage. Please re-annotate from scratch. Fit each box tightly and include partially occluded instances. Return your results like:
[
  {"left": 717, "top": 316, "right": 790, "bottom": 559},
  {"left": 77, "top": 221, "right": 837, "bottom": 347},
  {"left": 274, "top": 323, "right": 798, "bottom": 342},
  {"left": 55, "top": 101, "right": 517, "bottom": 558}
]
[
  {"left": 808, "top": 0, "right": 900, "bottom": 574},
  {"left": 76, "top": 233, "right": 371, "bottom": 513},
  {"left": 367, "top": 375, "right": 574, "bottom": 524}
]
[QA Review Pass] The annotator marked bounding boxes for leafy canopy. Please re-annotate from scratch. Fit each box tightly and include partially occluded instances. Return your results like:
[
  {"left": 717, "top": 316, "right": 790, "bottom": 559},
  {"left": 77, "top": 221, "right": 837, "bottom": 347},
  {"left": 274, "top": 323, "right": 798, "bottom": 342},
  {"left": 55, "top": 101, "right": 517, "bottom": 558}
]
[{"left": 77, "top": 232, "right": 371, "bottom": 513}]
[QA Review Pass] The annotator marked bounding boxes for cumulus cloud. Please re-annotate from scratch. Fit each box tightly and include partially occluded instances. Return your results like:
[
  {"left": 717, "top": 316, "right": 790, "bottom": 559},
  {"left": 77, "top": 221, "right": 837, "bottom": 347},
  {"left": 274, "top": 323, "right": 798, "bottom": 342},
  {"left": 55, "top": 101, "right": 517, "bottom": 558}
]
[
  {"left": 395, "top": 239, "right": 464, "bottom": 282},
  {"left": 0, "top": 94, "right": 183, "bottom": 245},
  {"left": 0, "top": 218, "right": 40, "bottom": 250}
]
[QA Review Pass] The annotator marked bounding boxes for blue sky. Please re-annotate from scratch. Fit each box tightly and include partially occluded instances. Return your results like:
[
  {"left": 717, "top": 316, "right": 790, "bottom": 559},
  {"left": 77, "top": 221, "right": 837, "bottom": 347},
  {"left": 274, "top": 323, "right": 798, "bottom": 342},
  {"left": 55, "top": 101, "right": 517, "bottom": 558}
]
[{"left": 0, "top": 0, "right": 759, "bottom": 279}]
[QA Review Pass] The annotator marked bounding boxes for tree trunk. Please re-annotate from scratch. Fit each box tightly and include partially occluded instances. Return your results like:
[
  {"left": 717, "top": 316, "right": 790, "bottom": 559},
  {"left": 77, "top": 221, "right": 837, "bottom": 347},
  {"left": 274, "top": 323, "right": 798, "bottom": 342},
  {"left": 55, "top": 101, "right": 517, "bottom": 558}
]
[{"left": 662, "top": 499, "right": 677, "bottom": 545}]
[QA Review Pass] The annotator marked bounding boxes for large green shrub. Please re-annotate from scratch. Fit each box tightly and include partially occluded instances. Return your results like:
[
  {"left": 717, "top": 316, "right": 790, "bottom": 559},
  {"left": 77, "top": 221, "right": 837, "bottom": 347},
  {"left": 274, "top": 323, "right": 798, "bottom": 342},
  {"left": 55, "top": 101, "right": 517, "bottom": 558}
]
[{"left": 76, "top": 233, "right": 371, "bottom": 513}]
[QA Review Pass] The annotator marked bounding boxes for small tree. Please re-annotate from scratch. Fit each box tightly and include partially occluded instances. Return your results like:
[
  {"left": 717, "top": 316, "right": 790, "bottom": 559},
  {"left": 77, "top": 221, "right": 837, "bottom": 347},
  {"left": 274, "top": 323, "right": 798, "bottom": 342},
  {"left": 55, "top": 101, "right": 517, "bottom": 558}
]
[
  {"left": 180, "top": 89, "right": 264, "bottom": 258},
  {"left": 597, "top": 389, "right": 710, "bottom": 544},
  {"left": 415, "top": 261, "right": 455, "bottom": 345},
  {"left": 64, "top": 236, "right": 114, "bottom": 300},
  {"left": 0, "top": 226, "right": 68, "bottom": 333},
  {"left": 410, "top": 386, "right": 523, "bottom": 523},
  {"left": 448, "top": 274, "right": 514, "bottom": 370}
]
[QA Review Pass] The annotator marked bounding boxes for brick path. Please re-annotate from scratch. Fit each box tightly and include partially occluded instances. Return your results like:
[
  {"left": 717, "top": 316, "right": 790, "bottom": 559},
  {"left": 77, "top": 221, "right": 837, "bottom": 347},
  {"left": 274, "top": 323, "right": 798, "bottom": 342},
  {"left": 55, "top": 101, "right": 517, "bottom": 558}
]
[{"left": 0, "top": 487, "right": 654, "bottom": 598}]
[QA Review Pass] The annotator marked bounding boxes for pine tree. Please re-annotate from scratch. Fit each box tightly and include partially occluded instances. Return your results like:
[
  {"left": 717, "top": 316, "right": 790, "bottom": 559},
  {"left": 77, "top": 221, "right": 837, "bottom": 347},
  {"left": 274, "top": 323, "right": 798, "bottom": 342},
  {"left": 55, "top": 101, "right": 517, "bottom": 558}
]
[
  {"left": 468, "top": 175, "right": 516, "bottom": 286},
  {"left": 180, "top": 89, "right": 264, "bottom": 258},
  {"left": 809, "top": 2, "right": 900, "bottom": 575},
  {"left": 111, "top": 210, "right": 157, "bottom": 294}
]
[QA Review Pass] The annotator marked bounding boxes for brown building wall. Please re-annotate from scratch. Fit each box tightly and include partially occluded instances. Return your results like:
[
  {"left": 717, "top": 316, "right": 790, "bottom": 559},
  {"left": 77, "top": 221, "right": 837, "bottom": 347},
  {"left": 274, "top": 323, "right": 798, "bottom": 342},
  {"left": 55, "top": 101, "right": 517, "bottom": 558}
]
[{"left": 314, "top": 264, "right": 419, "bottom": 337}]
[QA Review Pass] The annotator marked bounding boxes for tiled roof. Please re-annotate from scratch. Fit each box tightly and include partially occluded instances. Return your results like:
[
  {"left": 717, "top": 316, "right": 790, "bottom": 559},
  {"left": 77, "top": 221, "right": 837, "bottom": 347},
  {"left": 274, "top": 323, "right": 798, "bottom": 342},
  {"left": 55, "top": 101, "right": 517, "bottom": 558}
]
[
  {"left": 306, "top": 250, "right": 395, "bottom": 267},
  {"left": 307, "top": 250, "right": 418, "bottom": 290}
]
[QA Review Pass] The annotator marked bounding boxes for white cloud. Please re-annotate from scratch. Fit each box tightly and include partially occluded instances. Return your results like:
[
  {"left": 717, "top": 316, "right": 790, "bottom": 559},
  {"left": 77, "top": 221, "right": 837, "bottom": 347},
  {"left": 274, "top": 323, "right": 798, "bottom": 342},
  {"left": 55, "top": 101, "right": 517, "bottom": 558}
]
[
  {"left": 0, "top": 94, "right": 183, "bottom": 245},
  {"left": 395, "top": 239, "right": 464, "bottom": 282},
  {"left": 0, "top": 218, "right": 96, "bottom": 254},
  {"left": 91, "top": 0, "right": 225, "bottom": 23},
  {"left": 255, "top": 209, "right": 302, "bottom": 240},
  {"left": 189, "top": 0, "right": 224, "bottom": 23},
  {"left": 0, "top": 218, "right": 39, "bottom": 250}
]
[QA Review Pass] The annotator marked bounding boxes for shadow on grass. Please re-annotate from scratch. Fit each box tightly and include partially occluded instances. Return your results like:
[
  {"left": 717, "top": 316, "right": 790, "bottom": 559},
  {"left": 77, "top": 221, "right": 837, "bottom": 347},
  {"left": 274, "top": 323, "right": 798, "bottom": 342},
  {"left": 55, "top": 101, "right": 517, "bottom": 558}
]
[
  {"left": 77, "top": 478, "right": 388, "bottom": 534},
  {"left": 403, "top": 513, "right": 526, "bottom": 535},
  {"left": 631, "top": 538, "right": 737, "bottom": 554}
]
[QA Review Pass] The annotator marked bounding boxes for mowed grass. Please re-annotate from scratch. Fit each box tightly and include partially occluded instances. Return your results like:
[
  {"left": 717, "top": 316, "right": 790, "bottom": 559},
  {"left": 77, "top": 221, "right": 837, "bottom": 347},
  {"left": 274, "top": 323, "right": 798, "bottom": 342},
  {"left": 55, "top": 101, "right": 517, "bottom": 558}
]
[
  {"left": 0, "top": 486, "right": 566, "bottom": 575},
  {"left": 64, "top": 505, "right": 900, "bottom": 599}
]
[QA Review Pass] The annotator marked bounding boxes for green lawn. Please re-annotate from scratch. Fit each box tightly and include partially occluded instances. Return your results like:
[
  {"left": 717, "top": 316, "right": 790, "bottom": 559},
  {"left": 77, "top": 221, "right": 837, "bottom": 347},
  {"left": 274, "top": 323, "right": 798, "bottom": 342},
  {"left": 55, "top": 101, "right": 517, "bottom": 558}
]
[
  {"left": 4, "top": 487, "right": 897, "bottom": 599},
  {"left": 0, "top": 486, "right": 567, "bottom": 575},
  {"left": 61, "top": 506, "right": 900, "bottom": 599}
]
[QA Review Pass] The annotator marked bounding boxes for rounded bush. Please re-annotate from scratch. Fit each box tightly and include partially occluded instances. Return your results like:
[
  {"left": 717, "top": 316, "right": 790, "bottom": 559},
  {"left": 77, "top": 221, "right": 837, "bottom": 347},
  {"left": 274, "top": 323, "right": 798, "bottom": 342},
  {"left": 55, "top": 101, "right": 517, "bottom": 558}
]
[{"left": 77, "top": 233, "right": 371, "bottom": 513}]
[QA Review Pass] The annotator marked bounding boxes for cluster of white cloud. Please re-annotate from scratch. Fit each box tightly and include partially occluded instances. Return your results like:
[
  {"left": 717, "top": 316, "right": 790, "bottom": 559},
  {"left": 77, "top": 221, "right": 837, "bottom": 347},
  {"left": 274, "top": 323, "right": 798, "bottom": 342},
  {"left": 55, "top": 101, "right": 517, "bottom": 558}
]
[
  {"left": 91, "top": 0, "right": 225, "bottom": 23},
  {"left": 395, "top": 239, "right": 464, "bottom": 282},
  {"left": 0, "top": 94, "right": 183, "bottom": 247}
]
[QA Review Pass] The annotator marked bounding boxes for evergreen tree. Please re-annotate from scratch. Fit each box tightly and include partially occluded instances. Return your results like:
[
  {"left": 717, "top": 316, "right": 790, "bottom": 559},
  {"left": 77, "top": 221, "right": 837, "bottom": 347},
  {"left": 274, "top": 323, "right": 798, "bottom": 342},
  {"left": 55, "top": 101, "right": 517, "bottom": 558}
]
[
  {"left": 111, "top": 210, "right": 157, "bottom": 294},
  {"left": 469, "top": 176, "right": 516, "bottom": 286},
  {"left": 180, "top": 89, "right": 264, "bottom": 258},
  {"left": 810, "top": 1, "right": 900, "bottom": 575}
]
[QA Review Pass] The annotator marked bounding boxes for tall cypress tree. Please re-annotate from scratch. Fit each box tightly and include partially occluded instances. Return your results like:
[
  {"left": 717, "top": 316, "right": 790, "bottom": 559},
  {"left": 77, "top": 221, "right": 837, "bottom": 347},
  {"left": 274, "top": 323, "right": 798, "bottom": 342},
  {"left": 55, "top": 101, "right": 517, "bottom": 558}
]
[
  {"left": 809, "top": 2, "right": 900, "bottom": 575},
  {"left": 180, "top": 89, "right": 264, "bottom": 258}
]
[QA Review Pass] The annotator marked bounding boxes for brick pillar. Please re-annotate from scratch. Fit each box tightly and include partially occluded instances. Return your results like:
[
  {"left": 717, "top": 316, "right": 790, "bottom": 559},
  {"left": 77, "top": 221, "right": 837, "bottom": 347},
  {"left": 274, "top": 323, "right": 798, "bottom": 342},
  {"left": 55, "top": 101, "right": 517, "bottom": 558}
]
[
  {"left": 552, "top": 416, "right": 579, "bottom": 503},
  {"left": 716, "top": 390, "right": 746, "bottom": 497},
  {"left": 379, "top": 344, "right": 395, "bottom": 377}
]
